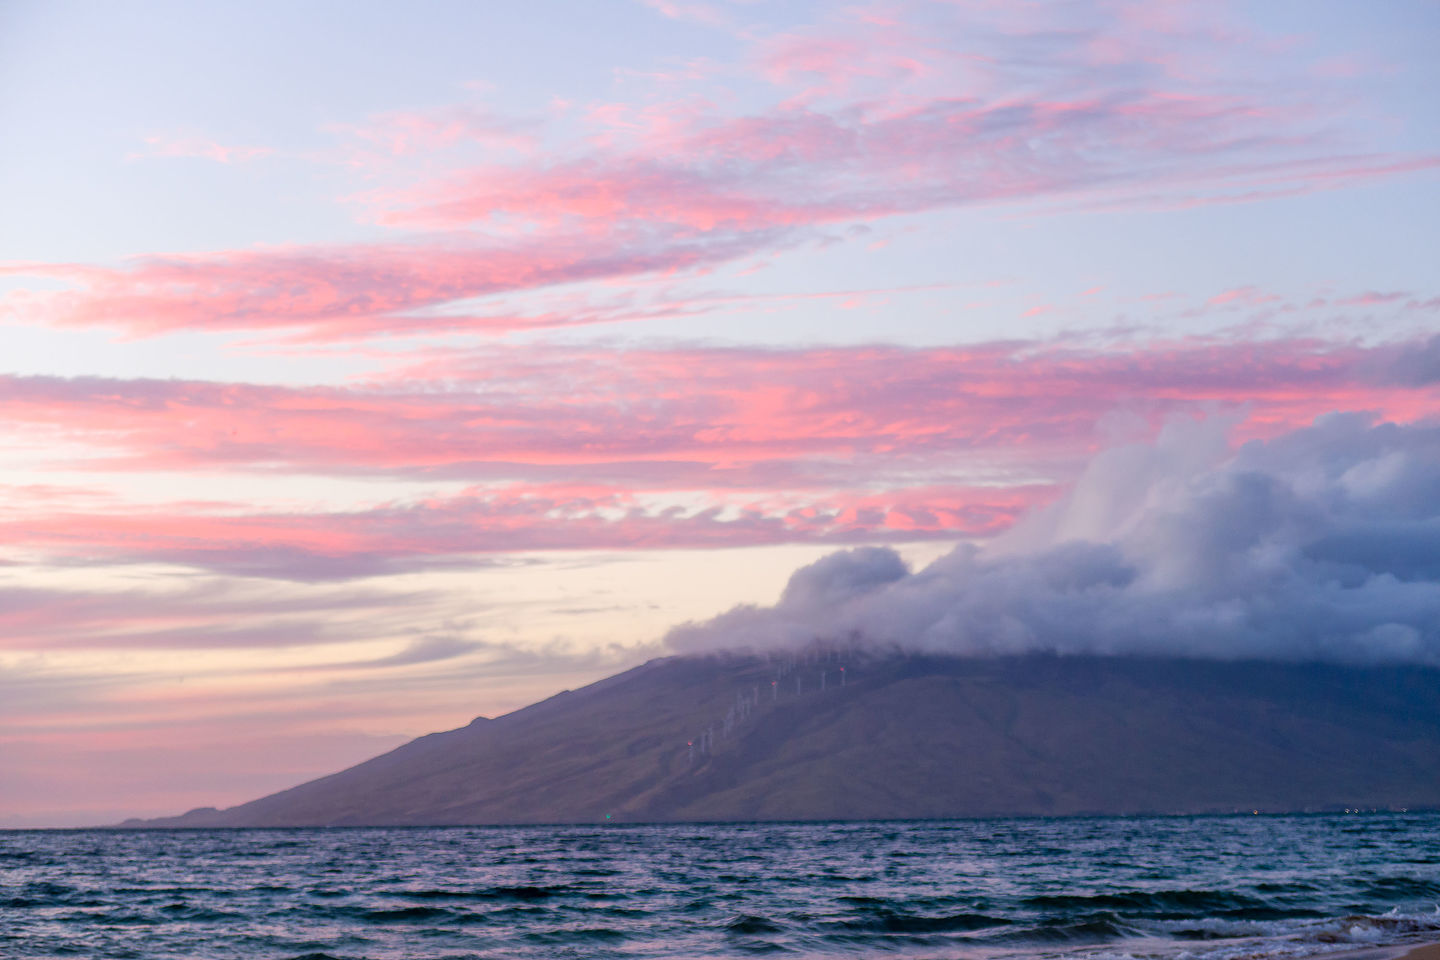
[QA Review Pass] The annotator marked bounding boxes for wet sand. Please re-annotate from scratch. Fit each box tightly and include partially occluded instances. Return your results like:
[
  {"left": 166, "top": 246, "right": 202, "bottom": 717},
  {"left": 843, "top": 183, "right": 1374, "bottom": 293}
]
[
  {"left": 1396, "top": 945, "right": 1440, "bottom": 960},
  {"left": 1323, "top": 941, "right": 1440, "bottom": 960}
]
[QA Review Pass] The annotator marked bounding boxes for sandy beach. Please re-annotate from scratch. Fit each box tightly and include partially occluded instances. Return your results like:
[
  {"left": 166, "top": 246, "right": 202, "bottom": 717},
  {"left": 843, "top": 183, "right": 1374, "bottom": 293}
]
[{"left": 1397, "top": 945, "right": 1440, "bottom": 960}]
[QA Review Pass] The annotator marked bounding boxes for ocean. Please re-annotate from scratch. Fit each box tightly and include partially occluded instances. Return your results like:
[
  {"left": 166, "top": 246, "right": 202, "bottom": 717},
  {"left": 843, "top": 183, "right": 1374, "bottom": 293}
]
[{"left": 4, "top": 814, "right": 1438, "bottom": 960}]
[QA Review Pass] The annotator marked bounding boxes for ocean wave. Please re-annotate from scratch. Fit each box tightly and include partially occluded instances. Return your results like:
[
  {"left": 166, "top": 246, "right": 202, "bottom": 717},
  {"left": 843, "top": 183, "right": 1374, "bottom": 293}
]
[
  {"left": 1017, "top": 908, "right": 1440, "bottom": 960},
  {"left": 7, "top": 815, "right": 1440, "bottom": 960},
  {"left": 725, "top": 913, "right": 785, "bottom": 934},
  {"left": 1022, "top": 889, "right": 1273, "bottom": 915},
  {"left": 358, "top": 905, "right": 455, "bottom": 922},
  {"left": 1360, "top": 878, "right": 1440, "bottom": 899},
  {"left": 838, "top": 910, "right": 1013, "bottom": 933}
]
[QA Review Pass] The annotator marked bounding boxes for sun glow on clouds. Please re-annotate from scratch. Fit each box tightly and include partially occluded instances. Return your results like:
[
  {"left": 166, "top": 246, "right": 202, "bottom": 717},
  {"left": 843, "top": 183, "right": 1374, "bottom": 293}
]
[
  {"left": 1, "top": 0, "right": 1438, "bottom": 824},
  {"left": 4, "top": 0, "right": 1435, "bottom": 343}
]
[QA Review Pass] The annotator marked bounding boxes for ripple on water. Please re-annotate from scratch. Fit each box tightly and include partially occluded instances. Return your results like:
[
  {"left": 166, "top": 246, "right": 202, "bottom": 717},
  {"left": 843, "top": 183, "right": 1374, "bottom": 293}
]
[
  {"left": 839, "top": 910, "right": 1014, "bottom": 933},
  {"left": 3, "top": 815, "right": 1439, "bottom": 960}
]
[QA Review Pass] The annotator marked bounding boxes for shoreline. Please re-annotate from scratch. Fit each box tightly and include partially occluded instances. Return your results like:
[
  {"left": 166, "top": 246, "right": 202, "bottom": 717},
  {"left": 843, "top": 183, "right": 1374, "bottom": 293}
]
[{"left": 1397, "top": 945, "right": 1440, "bottom": 960}]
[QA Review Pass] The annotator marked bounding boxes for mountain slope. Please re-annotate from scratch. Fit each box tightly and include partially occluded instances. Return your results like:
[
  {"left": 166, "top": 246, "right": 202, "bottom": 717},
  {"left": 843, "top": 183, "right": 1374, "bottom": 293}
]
[{"left": 130, "top": 654, "right": 1440, "bottom": 826}]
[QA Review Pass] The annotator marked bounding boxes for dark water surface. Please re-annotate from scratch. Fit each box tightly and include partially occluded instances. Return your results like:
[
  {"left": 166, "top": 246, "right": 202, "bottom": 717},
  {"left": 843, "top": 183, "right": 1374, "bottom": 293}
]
[{"left": 4, "top": 815, "right": 1439, "bottom": 960}]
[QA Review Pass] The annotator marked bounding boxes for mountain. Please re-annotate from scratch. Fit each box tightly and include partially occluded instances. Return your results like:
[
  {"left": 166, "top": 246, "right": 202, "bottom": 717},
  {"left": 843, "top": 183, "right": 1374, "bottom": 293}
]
[{"left": 126, "top": 653, "right": 1440, "bottom": 826}]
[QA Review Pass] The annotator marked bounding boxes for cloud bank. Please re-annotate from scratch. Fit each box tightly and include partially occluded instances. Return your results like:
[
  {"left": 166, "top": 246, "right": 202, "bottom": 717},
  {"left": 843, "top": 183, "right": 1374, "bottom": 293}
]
[{"left": 667, "top": 415, "right": 1440, "bottom": 664}]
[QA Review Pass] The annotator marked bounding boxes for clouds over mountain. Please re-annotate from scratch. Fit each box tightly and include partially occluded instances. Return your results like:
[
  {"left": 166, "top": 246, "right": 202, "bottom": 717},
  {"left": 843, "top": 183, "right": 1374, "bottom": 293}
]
[{"left": 668, "top": 415, "right": 1440, "bottom": 664}]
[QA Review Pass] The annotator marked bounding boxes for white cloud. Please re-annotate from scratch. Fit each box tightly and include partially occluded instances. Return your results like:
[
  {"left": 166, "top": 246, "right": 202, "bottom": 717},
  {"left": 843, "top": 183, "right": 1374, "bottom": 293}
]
[{"left": 668, "top": 414, "right": 1440, "bottom": 664}]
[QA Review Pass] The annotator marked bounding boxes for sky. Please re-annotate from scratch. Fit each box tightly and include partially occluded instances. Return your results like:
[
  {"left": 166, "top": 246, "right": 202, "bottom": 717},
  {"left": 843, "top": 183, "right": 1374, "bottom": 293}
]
[{"left": 1, "top": 0, "right": 1438, "bottom": 827}]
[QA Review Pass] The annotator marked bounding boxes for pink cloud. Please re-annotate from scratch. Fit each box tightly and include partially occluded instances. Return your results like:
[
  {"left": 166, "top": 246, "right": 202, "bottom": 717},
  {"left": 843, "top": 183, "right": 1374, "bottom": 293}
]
[
  {"left": 759, "top": 31, "right": 932, "bottom": 102},
  {"left": 1338, "top": 290, "right": 1410, "bottom": 307},
  {"left": 1205, "top": 285, "right": 1281, "bottom": 308},
  {"left": 4, "top": 2, "right": 1431, "bottom": 343},
  {"left": 331, "top": 105, "right": 538, "bottom": 162},
  {"left": 131, "top": 135, "right": 275, "bottom": 164},
  {"left": 0, "top": 582, "right": 428, "bottom": 649},
  {"left": 0, "top": 230, "right": 768, "bottom": 339},
  {"left": 2, "top": 335, "right": 1436, "bottom": 485},
  {"left": 641, "top": 0, "right": 730, "bottom": 29},
  {"left": 1, "top": 333, "right": 1437, "bottom": 579},
  {"left": 0, "top": 482, "right": 1058, "bottom": 580},
  {"left": 378, "top": 88, "right": 1392, "bottom": 236}
]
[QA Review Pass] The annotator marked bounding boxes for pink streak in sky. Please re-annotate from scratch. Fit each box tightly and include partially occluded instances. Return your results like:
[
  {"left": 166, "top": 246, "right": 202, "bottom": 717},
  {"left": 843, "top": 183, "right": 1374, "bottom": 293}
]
[
  {"left": 131, "top": 135, "right": 276, "bottom": 164},
  {"left": 3, "top": 0, "right": 1434, "bottom": 342},
  {"left": 0, "top": 230, "right": 770, "bottom": 339},
  {"left": 1, "top": 334, "right": 1435, "bottom": 579},
  {"left": 0, "top": 482, "right": 1056, "bottom": 580},
  {"left": 3, "top": 336, "right": 1435, "bottom": 481}
]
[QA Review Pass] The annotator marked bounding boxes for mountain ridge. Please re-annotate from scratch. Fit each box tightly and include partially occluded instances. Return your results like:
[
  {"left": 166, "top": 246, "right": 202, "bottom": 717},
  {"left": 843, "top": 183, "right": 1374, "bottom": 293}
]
[{"left": 122, "top": 653, "right": 1440, "bottom": 827}]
